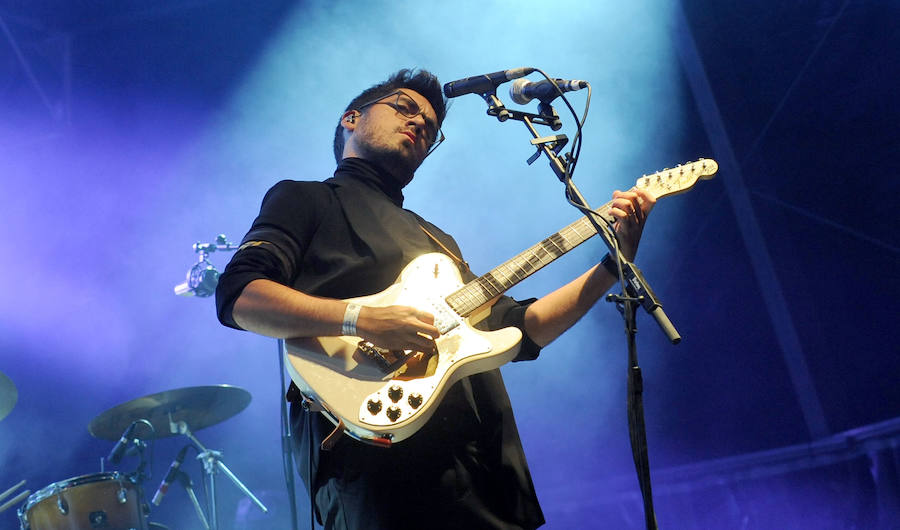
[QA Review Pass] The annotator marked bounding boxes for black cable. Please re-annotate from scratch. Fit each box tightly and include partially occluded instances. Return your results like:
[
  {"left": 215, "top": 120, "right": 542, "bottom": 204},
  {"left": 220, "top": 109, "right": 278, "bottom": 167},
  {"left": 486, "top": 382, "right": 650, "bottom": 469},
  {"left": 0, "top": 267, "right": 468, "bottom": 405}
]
[
  {"left": 603, "top": 216, "right": 659, "bottom": 530},
  {"left": 553, "top": 103, "right": 658, "bottom": 527},
  {"left": 526, "top": 67, "right": 589, "bottom": 183},
  {"left": 306, "top": 403, "right": 314, "bottom": 530}
]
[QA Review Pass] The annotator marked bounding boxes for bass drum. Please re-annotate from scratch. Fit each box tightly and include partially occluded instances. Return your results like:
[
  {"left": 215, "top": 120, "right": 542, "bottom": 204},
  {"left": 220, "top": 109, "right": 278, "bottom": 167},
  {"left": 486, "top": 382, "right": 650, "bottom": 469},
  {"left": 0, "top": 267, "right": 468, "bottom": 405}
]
[{"left": 19, "top": 472, "right": 147, "bottom": 530}]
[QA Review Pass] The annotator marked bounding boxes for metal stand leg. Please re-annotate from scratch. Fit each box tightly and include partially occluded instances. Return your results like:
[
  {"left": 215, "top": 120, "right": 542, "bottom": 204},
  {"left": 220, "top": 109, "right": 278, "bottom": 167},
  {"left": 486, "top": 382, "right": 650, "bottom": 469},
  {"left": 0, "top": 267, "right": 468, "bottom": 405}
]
[
  {"left": 177, "top": 472, "right": 210, "bottom": 530},
  {"left": 199, "top": 449, "right": 219, "bottom": 529},
  {"left": 169, "top": 417, "right": 269, "bottom": 530}
]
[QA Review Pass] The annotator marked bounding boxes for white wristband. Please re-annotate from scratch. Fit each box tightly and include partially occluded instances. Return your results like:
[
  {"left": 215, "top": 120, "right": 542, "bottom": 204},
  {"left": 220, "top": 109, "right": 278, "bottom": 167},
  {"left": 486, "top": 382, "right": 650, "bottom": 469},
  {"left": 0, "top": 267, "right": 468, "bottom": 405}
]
[{"left": 342, "top": 303, "right": 362, "bottom": 336}]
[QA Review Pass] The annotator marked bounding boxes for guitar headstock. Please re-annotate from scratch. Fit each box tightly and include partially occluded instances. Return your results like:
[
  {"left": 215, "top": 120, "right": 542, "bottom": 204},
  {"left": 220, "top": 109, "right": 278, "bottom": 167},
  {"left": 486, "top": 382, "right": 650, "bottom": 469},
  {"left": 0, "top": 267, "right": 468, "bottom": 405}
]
[{"left": 634, "top": 158, "right": 718, "bottom": 200}]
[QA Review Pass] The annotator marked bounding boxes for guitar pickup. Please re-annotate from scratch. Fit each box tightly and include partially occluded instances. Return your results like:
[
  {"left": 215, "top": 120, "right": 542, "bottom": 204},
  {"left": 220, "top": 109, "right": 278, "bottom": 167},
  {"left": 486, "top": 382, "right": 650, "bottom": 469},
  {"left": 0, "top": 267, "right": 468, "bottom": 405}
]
[
  {"left": 357, "top": 341, "right": 414, "bottom": 374},
  {"left": 428, "top": 300, "right": 460, "bottom": 335}
]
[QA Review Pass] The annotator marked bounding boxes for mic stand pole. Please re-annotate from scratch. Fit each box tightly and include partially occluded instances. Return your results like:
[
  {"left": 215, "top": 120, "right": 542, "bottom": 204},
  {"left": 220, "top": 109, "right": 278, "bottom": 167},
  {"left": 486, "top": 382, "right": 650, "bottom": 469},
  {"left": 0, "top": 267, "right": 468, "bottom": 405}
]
[
  {"left": 481, "top": 91, "right": 679, "bottom": 530},
  {"left": 277, "top": 338, "right": 302, "bottom": 530},
  {"left": 565, "top": 182, "right": 666, "bottom": 530},
  {"left": 610, "top": 288, "right": 658, "bottom": 529},
  {"left": 174, "top": 236, "right": 301, "bottom": 529}
]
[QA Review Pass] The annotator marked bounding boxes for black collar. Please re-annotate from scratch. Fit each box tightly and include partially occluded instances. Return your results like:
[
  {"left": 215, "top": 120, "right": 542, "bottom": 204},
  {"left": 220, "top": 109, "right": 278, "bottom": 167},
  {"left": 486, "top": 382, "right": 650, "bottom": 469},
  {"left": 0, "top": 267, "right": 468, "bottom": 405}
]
[{"left": 329, "top": 158, "right": 405, "bottom": 207}]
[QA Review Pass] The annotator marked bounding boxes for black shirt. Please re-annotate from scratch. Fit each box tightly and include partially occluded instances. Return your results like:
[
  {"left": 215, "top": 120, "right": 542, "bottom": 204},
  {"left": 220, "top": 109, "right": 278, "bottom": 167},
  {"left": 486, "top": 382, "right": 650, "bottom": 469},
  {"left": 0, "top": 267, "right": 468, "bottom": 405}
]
[{"left": 216, "top": 158, "right": 545, "bottom": 529}]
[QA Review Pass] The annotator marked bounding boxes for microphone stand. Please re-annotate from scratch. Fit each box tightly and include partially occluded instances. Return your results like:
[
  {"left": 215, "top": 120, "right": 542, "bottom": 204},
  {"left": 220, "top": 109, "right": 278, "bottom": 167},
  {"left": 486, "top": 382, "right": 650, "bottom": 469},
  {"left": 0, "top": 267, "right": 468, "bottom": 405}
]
[
  {"left": 277, "top": 338, "right": 303, "bottom": 530},
  {"left": 479, "top": 88, "right": 681, "bottom": 530},
  {"left": 175, "top": 235, "right": 302, "bottom": 530}
]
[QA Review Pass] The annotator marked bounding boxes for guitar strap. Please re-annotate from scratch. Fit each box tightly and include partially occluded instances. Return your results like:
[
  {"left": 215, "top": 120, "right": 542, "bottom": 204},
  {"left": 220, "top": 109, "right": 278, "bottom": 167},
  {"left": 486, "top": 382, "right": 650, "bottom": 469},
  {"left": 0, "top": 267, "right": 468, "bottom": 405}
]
[{"left": 418, "top": 224, "right": 470, "bottom": 274}]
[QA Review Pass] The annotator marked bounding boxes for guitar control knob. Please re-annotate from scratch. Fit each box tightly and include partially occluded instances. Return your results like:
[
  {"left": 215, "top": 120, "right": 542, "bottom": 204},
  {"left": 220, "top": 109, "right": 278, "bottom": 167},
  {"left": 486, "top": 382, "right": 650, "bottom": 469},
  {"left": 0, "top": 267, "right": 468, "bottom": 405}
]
[
  {"left": 366, "top": 399, "right": 382, "bottom": 415},
  {"left": 388, "top": 385, "right": 403, "bottom": 403},
  {"left": 386, "top": 406, "right": 402, "bottom": 422},
  {"left": 407, "top": 393, "right": 423, "bottom": 409}
]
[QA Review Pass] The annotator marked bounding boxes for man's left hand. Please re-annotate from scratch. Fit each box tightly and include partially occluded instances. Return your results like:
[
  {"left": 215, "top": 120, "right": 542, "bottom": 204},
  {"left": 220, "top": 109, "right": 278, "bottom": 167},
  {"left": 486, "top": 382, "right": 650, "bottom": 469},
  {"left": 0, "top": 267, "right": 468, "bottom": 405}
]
[{"left": 608, "top": 188, "right": 656, "bottom": 261}]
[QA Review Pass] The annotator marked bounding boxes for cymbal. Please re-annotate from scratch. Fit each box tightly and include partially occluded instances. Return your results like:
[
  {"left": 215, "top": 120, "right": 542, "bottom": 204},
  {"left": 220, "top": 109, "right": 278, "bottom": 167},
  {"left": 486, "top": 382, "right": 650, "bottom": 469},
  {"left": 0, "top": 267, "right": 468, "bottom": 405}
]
[
  {"left": 0, "top": 371, "right": 17, "bottom": 422},
  {"left": 89, "top": 385, "right": 251, "bottom": 440}
]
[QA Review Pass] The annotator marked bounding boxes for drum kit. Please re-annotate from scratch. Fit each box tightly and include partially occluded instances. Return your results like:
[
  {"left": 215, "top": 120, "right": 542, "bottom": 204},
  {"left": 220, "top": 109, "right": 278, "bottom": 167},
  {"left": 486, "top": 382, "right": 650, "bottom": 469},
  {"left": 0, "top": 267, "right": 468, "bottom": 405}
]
[{"left": 1, "top": 372, "right": 268, "bottom": 530}]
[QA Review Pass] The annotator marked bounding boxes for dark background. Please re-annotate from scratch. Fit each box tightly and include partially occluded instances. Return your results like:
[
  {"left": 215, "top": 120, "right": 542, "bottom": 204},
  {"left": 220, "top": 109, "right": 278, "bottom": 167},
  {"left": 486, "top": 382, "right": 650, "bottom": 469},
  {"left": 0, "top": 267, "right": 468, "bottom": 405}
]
[{"left": 1, "top": 1, "right": 897, "bottom": 528}]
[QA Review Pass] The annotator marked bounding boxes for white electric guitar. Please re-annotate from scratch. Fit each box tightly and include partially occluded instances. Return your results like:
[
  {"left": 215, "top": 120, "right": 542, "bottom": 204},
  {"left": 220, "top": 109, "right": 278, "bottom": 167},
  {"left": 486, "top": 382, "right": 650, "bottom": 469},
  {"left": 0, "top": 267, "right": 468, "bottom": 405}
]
[{"left": 284, "top": 159, "right": 718, "bottom": 445}]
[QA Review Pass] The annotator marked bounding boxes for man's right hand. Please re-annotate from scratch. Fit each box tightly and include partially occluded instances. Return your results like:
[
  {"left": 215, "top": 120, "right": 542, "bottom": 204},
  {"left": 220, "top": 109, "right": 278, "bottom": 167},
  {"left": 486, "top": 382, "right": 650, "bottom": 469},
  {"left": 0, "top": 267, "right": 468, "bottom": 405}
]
[{"left": 355, "top": 305, "right": 440, "bottom": 354}]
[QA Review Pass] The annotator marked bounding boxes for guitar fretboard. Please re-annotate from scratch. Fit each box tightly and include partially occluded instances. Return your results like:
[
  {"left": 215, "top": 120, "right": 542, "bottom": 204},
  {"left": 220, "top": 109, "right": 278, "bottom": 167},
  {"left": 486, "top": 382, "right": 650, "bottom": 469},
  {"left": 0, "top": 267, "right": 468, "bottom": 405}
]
[{"left": 445, "top": 207, "right": 613, "bottom": 318}]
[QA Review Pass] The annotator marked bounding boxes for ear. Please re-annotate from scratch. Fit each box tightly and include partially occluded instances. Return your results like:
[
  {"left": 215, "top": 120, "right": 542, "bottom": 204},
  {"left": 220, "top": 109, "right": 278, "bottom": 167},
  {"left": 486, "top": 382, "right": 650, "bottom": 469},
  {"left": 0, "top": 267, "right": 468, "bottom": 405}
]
[{"left": 340, "top": 110, "right": 358, "bottom": 132}]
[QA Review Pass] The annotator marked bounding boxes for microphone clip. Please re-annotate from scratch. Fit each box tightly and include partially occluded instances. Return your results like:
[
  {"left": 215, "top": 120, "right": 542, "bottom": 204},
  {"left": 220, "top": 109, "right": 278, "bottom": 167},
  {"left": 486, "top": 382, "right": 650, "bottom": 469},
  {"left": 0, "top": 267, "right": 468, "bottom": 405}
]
[
  {"left": 527, "top": 133, "right": 569, "bottom": 166},
  {"left": 483, "top": 96, "right": 563, "bottom": 131}
]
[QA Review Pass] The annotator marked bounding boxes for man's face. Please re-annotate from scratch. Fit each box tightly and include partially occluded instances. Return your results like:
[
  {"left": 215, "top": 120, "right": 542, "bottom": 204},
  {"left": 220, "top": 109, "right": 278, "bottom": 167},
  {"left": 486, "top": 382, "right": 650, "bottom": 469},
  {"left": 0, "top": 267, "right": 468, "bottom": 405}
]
[{"left": 343, "top": 89, "right": 440, "bottom": 187}]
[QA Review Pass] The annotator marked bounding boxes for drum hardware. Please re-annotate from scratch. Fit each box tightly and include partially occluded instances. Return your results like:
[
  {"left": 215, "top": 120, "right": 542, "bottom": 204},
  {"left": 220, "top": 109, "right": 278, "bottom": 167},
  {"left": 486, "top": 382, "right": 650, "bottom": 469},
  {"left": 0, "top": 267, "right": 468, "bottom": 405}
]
[
  {"left": 166, "top": 414, "right": 268, "bottom": 529},
  {"left": 174, "top": 470, "right": 209, "bottom": 530},
  {"left": 54, "top": 486, "right": 67, "bottom": 515},
  {"left": 17, "top": 472, "right": 146, "bottom": 530},
  {"left": 150, "top": 444, "right": 211, "bottom": 529},
  {"left": 147, "top": 445, "right": 207, "bottom": 529},
  {"left": 107, "top": 421, "right": 140, "bottom": 465},
  {"left": 1, "top": 374, "right": 30, "bottom": 518},
  {"left": 101, "top": 418, "right": 154, "bottom": 484},
  {"left": 151, "top": 445, "right": 190, "bottom": 507},
  {"left": 88, "top": 385, "right": 252, "bottom": 441},
  {"left": 10, "top": 384, "right": 263, "bottom": 529},
  {"left": 88, "top": 385, "right": 265, "bottom": 530}
]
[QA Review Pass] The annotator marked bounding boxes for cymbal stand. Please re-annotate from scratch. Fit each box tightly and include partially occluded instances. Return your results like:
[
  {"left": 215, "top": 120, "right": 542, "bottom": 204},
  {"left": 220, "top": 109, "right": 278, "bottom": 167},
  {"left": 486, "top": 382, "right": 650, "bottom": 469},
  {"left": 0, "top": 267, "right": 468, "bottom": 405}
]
[{"left": 168, "top": 416, "right": 268, "bottom": 530}]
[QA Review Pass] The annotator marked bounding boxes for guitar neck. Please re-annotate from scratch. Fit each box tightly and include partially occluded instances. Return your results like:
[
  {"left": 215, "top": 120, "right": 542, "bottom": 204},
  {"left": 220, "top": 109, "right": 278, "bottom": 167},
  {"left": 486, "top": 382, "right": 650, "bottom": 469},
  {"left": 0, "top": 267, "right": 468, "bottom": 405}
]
[
  {"left": 446, "top": 205, "right": 613, "bottom": 318},
  {"left": 444, "top": 158, "right": 719, "bottom": 318}
]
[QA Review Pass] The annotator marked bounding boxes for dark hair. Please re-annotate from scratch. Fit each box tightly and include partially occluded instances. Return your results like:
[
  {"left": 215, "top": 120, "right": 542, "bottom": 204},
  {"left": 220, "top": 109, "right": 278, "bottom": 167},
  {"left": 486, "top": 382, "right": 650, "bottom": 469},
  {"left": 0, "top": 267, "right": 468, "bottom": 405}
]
[{"left": 333, "top": 68, "right": 448, "bottom": 163}]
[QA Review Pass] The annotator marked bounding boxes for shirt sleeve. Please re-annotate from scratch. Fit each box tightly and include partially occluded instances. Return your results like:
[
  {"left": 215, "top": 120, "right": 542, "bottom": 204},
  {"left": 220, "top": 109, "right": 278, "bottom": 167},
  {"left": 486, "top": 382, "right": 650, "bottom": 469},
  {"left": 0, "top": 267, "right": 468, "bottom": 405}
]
[
  {"left": 474, "top": 296, "right": 542, "bottom": 362},
  {"left": 214, "top": 180, "right": 334, "bottom": 330}
]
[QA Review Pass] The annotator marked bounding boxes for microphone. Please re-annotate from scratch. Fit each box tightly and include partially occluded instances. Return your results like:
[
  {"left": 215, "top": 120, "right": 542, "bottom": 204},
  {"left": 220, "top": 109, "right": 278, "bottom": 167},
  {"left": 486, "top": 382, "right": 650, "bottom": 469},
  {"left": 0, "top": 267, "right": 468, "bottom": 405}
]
[
  {"left": 443, "top": 67, "right": 535, "bottom": 98},
  {"left": 509, "top": 78, "right": 588, "bottom": 104},
  {"left": 152, "top": 446, "right": 190, "bottom": 506},
  {"left": 174, "top": 260, "right": 219, "bottom": 297},
  {"left": 107, "top": 422, "right": 137, "bottom": 464},
  {"left": 175, "top": 235, "right": 236, "bottom": 298}
]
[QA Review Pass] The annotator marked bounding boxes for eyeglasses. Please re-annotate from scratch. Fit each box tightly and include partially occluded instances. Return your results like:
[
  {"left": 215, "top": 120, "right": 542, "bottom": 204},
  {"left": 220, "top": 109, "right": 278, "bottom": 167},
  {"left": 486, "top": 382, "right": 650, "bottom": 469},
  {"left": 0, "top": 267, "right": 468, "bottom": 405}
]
[{"left": 355, "top": 90, "right": 445, "bottom": 156}]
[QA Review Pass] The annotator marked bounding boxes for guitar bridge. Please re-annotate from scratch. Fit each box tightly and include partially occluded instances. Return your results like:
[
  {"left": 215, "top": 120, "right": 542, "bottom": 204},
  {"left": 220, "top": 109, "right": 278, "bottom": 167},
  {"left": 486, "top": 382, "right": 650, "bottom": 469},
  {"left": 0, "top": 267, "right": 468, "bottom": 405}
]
[{"left": 357, "top": 341, "right": 414, "bottom": 374}]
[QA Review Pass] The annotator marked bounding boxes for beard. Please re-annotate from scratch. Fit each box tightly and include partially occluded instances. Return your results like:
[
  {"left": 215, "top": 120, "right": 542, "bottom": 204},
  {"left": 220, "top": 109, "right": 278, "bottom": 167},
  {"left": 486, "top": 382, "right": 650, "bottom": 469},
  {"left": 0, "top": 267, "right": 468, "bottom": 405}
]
[{"left": 353, "top": 132, "right": 420, "bottom": 189}]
